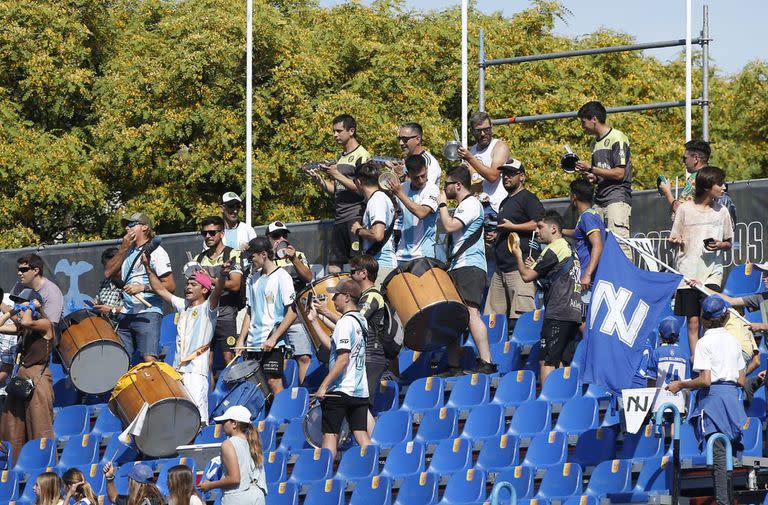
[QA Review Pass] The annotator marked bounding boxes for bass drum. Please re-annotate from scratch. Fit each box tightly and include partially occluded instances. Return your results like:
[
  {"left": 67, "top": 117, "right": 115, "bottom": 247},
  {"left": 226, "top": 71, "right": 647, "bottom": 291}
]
[
  {"left": 302, "top": 397, "right": 351, "bottom": 449},
  {"left": 58, "top": 310, "right": 130, "bottom": 394},
  {"left": 220, "top": 359, "right": 270, "bottom": 398},
  {"left": 295, "top": 273, "right": 351, "bottom": 363},
  {"left": 109, "top": 362, "right": 200, "bottom": 457},
  {"left": 382, "top": 258, "right": 469, "bottom": 351}
]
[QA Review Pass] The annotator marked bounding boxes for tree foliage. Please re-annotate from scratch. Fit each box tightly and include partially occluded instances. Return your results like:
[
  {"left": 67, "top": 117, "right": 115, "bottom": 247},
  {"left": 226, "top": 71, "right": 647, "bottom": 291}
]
[{"left": 0, "top": 0, "right": 765, "bottom": 248}]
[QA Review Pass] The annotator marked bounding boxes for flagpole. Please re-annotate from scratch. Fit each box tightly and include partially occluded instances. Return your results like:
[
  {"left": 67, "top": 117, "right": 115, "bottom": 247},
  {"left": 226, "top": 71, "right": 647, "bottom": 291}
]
[{"left": 613, "top": 233, "right": 751, "bottom": 325}]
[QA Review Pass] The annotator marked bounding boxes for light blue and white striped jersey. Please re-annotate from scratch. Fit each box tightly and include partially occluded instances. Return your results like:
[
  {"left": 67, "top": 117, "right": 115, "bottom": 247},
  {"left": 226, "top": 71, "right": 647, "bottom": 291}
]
[
  {"left": 448, "top": 196, "right": 487, "bottom": 272},
  {"left": 223, "top": 222, "right": 257, "bottom": 251},
  {"left": 120, "top": 246, "right": 172, "bottom": 314},
  {"left": 246, "top": 267, "right": 295, "bottom": 349},
  {"left": 396, "top": 182, "right": 439, "bottom": 263},
  {"left": 328, "top": 312, "right": 369, "bottom": 398},
  {"left": 171, "top": 296, "right": 218, "bottom": 376},
  {"left": 362, "top": 190, "right": 397, "bottom": 268}
]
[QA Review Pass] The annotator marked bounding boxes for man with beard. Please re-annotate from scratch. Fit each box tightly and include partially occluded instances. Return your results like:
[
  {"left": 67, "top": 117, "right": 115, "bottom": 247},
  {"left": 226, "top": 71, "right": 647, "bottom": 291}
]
[{"left": 387, "top": 122, "right": 441, "bottom": 187}]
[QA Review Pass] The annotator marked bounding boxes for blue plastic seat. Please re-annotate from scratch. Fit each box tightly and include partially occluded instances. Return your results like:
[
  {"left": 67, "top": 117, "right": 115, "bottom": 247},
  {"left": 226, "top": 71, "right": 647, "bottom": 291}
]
[
  {"left": 381, "top": 440, "right": 425, "bottom": 480},
  {"left": 55, "top": 434, "right": 99, "bottom": 469},
  {"left": 523, "top": 343, "right": 541, "bottom": 377},
  {"left": 461, "top": 403, "right": 505, "bottom": 440},
  {"left": 76, "top": 463, "right": 106, "bottom": 495},
  {"left": 401, "top": 377, "right": 445, "bottom": 413},
  {"left": 415, "top": 407, "right": 459, "bottom": 445},
  {"left": 428, "top": 438, "right": 472, "bottom": 475},
  {"left": 114, "top": 461, "right": 143, "bottom": 495},
  {"left": 571, "top": 428, "right": 617, "bottom": 467},
  {"left": 537, "top": 462, "right": 583, "bottom": 501},
  {"left": 481, "top": 313, "right": 508, "bottom": 346},
  {"left": 91, "top": 407, "right": 122, "bottom": 439},
  {"left": 522, "top": 431, "right": 568, "bottom": 468},
  {"left": 373, "top": 380, "right": 400, "bottom": 414},
  {"left": 49, "top": 362, "right": 66, "bottom": 383},
  {"left": 160, "top": 312, "right": 177, "bottom": 349},
  {"left": 283, "top": 359, "right": 298, "bottom": 389},
  {"left": 398, "top": 349, "right": 433, "bottom": 385},
  {"left": 350, "top": 475, "right": 392, "bottom": 505},
  {"left": 739, "top": 417, "right": 763, "bottom": 458},
  {"left": 723, "top": 263, "right": 763, "bottom": 297},
  {"left": 278, "top": 418, "right": 310, "bottom": 454},
  {"left": 288, "top": 448, "right": 333, "bottom": 484},
  {"left": 53, "top": 404, "right": 90, "bottom": 440},
  {"left": 53, "top": 378, "right": 80, "bottom": 408},
  {"left": 446, "top": 373, "right": 490, "bottom": 410},
  {"left": 0, "top": 441, "right": 13, "bottom": 471},
  {"left": 439, "top": 468, "right": 487, "bottom": 504},
  {"left": 746, "top": 386, "right": 767, "bottom": 420},
  {"left": 619, "top": 423, "right": 666, "bottom": 461},
  {"left": 255, "top": 419, "right": 277, "bottom": 453},
  {"left": 562, "top": 496, "right": 599, "bottom": 505},
  {"left": 156, "top": 457, "right": 196, "bottom": 494},
  {"left": 195, "top": 423, "right": 228, "bottom": 444},
  {"left": 507, "top": 400, "right": 551, "bottom": 438},
  {"left": 16, "top": 467, "right": 49, "bottom": 503},
  {"left": 538, "top": 366, "right": 580, "bottom": 406},
  {"left": 585, "top": 459, "right": 632, "bottom": 498},
  {"left": 267, "top": 481, "right": 298, "bottom": 505},
  {"left": 0, "top": 470, "right": 19, "bottom": 502},
  {"left": 495, "top": 465, "right": 534, "bottom": 500},
  {"left": 13, "top": 438, "right": 57, "bottom": 474},
  {"left": 490, "top": 340, "right": 520, "bottom": 374},
  {"left": 267, "top": 387, "right": 309, "bottom": 424},
  {"left": 570, "top": 339, "right": 586, "bottom": 370},
  {"left": 263, "top": 451, "right": 286, "bottom": 485},
  {"left": 371, "top": 410, "right": 412, "bottom": 448},
  {"left": 511, "top": 310, "right": 544, "bottom": 347},
  {"left": 475, "top": 434, "right": 519, "bottom": 472},
  {"left": 615, "top": 456, "right": 673, "bottom": 503},
  {"left": 99, "top": 437, "right": 137, "bottom": 466},
  {"left": 336, "top": 444, "right": 380, "bottom": 482},
  {"left": 492, "top": 370, "right": 536, "bottom": 408},
  {"left": 395, "top": 471, "right": 439, "bottom": 505},
  {"left": 304, "top": 478, "right": 345, "bottom": 505},
  {"left": 554, "top": 397, "right": 600, "bottom": 437}
]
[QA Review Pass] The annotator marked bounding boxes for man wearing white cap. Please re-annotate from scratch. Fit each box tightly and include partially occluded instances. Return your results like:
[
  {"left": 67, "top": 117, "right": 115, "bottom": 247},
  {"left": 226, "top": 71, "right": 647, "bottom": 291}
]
[
  {"left": 143, "top": 252, "right": 229, "bottom": 425},
  {"left": 219, "top": 192, "right": 257, "bottom": 251}
]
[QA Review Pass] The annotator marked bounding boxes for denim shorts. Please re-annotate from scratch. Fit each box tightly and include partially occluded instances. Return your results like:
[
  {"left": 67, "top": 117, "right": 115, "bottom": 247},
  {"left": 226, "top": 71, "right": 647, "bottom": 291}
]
[
  {"left": 0, "top": 332, "right": 17, "bottom": 365},
  {"left": 285, "top": 323, "right": 313, "bottom": 356},
  {"left": 116, "top": 311, "right": 162, "bottom": 359}
]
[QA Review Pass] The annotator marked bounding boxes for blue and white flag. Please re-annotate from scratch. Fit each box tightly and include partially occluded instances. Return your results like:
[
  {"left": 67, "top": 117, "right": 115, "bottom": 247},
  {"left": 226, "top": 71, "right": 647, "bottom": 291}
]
[{"left": 583, "top": 233, "right": 682, "bottom": 395}]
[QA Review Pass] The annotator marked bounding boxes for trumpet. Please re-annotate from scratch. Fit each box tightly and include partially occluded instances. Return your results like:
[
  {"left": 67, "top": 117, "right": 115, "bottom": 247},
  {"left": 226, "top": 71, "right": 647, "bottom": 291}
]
[
  {"left": 443, "top": 128, "right": 462, "bottom": 162},
  {"left": 560, "top": 145, "right": 579, "bottom": 173},
  {"left": 298, "top": 160, "right": 335, "bottom": 174}
]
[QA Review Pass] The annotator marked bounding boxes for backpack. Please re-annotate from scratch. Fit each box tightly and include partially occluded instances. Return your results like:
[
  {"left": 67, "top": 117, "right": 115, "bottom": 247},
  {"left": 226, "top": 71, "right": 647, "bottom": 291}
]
[
  {"left": 210, "top": 380, "right": 266, "bottom": 421},
  {"left": 380, "top": 302, "right": 404, "bottom": 360},
  {"left": 196, "top": 246, "right": 247, "bottom": 310}
]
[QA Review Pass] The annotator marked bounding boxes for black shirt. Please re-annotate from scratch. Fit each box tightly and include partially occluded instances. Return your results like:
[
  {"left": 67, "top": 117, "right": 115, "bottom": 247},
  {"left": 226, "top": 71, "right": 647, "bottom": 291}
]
[{"left": 494, "top": 188, "right": 545, "bottom": 272}]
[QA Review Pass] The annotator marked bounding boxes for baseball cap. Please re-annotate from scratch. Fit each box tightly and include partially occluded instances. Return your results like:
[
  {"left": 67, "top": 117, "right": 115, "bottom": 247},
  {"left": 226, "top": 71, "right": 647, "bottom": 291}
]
[
  {"left": 9, "top": 288, "right": 44, "bottom": 306},
  {"left": 243, "top": 236, "right": 272, "bottom": 257},
  {"left": 498, "top": 158, "right": 524, "bottom": 174},
  {"left": 126, "top": 464, "right": 154, "bottom": 484},
  {"left": 701, "top": 294, "right": 731, "bottom": 319},
  {"left": 658, "top": 316, "right": 680, "bottom": 341},
  {"left": 213, "top": 405, "right": 252, "bottom": 424},
  {"left": 267, "top": 221, "right": 290, "bottom": 235},
  {"left": 222, "top": 192, "right": 242, "bottom": 204},
  {"left": 327, "top": 279, "right": 361, "bottom": 298},
  {"left": 120, "top": 212, "right": 153, "bottom": 229}
]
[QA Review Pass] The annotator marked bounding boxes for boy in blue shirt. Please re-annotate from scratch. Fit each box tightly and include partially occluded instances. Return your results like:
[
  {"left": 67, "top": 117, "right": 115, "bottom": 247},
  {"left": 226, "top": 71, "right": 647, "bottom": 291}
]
[{"left": 646, "top": 316, "right": 690, "bottom": 387}]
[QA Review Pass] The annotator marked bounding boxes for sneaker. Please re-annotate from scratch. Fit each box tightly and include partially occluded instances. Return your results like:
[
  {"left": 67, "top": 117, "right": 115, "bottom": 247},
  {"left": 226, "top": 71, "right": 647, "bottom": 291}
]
[
  {"left": 469, "top": 359, "right": 498, "bottom": 375},
  {"left": 437, "top": 366, "right": 463, "bottom": 378}
]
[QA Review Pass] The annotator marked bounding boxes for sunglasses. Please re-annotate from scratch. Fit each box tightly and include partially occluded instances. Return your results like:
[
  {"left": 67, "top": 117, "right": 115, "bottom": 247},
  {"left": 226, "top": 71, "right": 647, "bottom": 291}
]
[
  {"left": 444, "top": 180, "right": 458, "bottom": 188},
  {"left": 201, "top": 229, "right": 222, "bottom": 237},
  {"left": 125, "top": 220, "right": 139, "bottom": 228},
  {"left": 397, "top": 135, "right": 419, "bottom": 143},
  {"left": 18, "top": 266, "right": 33, "bottom": 273},
  {"left": 473, "top": 126, "right": 492, "bottom": 134},
  {"left": 223, "top": 204, "right": 241, "bottom": 210}
]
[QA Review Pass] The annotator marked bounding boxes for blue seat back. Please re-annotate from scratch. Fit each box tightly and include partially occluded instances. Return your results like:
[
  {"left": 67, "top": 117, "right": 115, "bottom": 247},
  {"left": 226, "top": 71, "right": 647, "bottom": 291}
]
[
  {"left": 462, "top": 403, "right": 505, "bottom": 439},
  {"left": 288, "top": 448, "right": 333, "bottom": 483},
  {"left": 493, "top": 370, "right": 535, "bottom": 407},
  {"left": 537, "top": 462, "right": 583, "bottom": 500},
  {"left": 267, "top": 387, "right": 309, "bottom": 424},
  {"left": 381, "top": 440, "right": 425, "bottom": 479},
  {"left": 57, "top": 434, "right": 99, "bottom": 469},
  {"left": 265, "top": 450, "right": 287, "bottom": 484},
  {"left": 428, "top": 437, "right": 472, "bottom": 475},
  {"left": 619, "top": 423, "right": 666, "bottom": 460},
  {"left": 539, "top": 366, "right": 580, "bottom": 404},
  {"left": 491, "top": 340, "right": 521, "bottom": 374},
  {"left": 571, "top": 427, "right": 617, "bottom": 467},
  {"left": 373, "top": 379, "right": 400, "bottom": 414},
  {"left": 336, "top": 444, "right": 380, "bottom": 482},
  {"left": 14, "top": 438, "right": 57, "bottom": 473},
  {"left": 267, "top": 481, "right": 298, "bottom": 505},
  {"left": 508, "top": 400, "right": 551, "bottom": 437},
  {"left": 495, "top": 465, "right": 534, "bottom": 500},
  {"left": 371, "top": 410, "right": 412, "bottom": 448},
  {"left": 415, "top": 407, "right": 459, "bottom": 445},
  {"left": 512, "top": 310, "right": 544, "bottom": 346},
  {"left": 446, "top": 373, "right": 490, "bottom": 410},
  {"left": 442, "top": 468, "right": 487, "bottom": 504},
  {"left": 476, "top": 434, "right": 519, "bottom": 472},
  {"left": 396, "top": 471, "right": 438, "bottom": 505},
  {"left": 522, "top": 431, "right": 568, "bottom": 468},
  {"left": 401, "top": 376, "right": 444, "bottom": 412},
  {"left": 555, "top": 397, "right": 600, "bottom": 435},
  {"left": 349, "top": 475, "right": 392, "bottom": 505},
  {"left": 585, "top": 459, "right": 632, "bottom": 497},
  {"left": 304, "top": 478, "right": 345, "bottom": 505}
]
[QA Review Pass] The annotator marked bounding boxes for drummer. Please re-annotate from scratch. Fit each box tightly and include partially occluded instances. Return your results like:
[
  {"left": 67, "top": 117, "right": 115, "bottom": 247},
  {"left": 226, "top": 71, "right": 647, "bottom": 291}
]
[
  {"left": 386, "top": 155, "right": 439, "bottom": 266},
  {"left": 143, "top": 253, "right": 229, "bottom": 425},
  {"left": 438, "top": 165, "right": 497, "bottom": 375},
  {"left": 236, "top": 237, "right": 297, "bottom": 397},
  {"left": 307, "top": 279, "right": 371, "bottom": 460}
]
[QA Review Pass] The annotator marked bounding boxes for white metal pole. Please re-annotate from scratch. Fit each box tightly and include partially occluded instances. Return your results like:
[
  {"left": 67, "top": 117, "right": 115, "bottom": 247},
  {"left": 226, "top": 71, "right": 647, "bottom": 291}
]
[
  {"left": 461, "top": 0, "right": 468, "bottom": 146},
  {"left": 684, "top": 0, "right": 692, "bottom": 141},
  {"left": 245, "top": 0, "right": 253, "bottom": 226}
]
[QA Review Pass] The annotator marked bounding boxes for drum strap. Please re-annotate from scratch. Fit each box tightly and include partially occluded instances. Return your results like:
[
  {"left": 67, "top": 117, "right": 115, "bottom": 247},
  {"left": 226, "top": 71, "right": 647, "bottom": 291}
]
[
  {"left": 179, "top": 343, "right": 211, "bottom": 365},
  {"left": 446, "top": 225, "right": 483, "bottom": 265}
]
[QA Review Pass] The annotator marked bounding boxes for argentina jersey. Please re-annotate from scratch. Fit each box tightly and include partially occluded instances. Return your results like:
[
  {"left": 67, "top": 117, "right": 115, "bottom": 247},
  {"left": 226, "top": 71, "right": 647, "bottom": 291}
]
[
  {"left": 449, "top": 196, "right": 487, "bottom": 272},
  {"left": 396, "top": 182, "right": 439, "bottom": 262},
  {"left": 328, "top": 312, "right": 369, "bottom": 398},
  {"left": 362, "top": 190, "right": 397, "bottom": 268},
  {"left": 246, "top": 267, "right": 295, "bottom": 348},
  {"left": 121, "top": 246, "right": 171, "bottom": 314}
]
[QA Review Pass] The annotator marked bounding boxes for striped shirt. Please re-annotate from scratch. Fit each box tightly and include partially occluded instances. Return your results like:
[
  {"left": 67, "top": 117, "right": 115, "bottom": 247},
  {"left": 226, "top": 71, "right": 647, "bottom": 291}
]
[
  {"left": 362, "top": 190, "right": 397, "bottom": 268},
  {"left": 328, "top": 312, "right": 369, "bottom": 398},
  {"left": 171, "top": 296, "right": 217, "bottom": 377},
  {"left": 245, "top": 268, "right": 295, "bottom": 349},
  {"left": 396, "top": 182, "right": 439, "bottom": 262},
  {"left": 120, "top": 246, "right": 172, "bottom": 315},
  {"left": 448, "top": 195, "right": 487, "bottom": 272}
]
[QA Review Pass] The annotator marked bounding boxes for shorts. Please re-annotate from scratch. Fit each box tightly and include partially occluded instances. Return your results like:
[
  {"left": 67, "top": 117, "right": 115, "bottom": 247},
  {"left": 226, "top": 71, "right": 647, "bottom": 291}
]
[
  {"left": 449, "top": 266, "right": 488, "bottom": 309},
  {"left": 366, "top": 361, "right": 388, "bottom": 408},
  {"left": 329, "top": 220, "right": 361, "bottom": 266},
  {"left": 246, "top": 349, "right": 285, "bottom": 378},
  {"left": 213, "top": 307, "right": 238, "bottom": 354},
  {"left": 540, "top": 318, "right": 580, "bottom": 366},
  {"left": 0, "top": 333, "right": 17, "bottom": 365},
  {"left": 285, "top": 324, "right": 313, "bottom": 357},
  {"left": 483, "top": 270, "right": 536, "bottom": 319},
  {"left": 116, "top": 312, "right": 162, "bottom": 358},
  {"left": 321, "top": 392, "right": 369, "bottom": 434},
  {"left": 182, "top": 372, "right": 210, "bottom": 425},
  {"left": 674, "top": 284, "right": 721, "bottom": 317}
]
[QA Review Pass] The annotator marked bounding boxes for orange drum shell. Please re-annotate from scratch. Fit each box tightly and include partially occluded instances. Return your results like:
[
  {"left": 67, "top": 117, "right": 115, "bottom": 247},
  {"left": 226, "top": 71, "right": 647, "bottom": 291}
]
[
  {"left": 296, "top": 273, "right": 351, "bottom": 362},
  {"left": 58, "top": 315, "right": 122, "bottom": 370},
  {"left": 108, "top": 364, "right": 193, "bottom": 426}
]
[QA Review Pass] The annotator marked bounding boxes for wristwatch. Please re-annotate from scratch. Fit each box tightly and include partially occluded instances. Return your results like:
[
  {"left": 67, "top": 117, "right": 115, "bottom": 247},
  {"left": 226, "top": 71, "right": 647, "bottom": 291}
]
[{"left": 438, "top": 202, "right": 447, "bottom": 209}]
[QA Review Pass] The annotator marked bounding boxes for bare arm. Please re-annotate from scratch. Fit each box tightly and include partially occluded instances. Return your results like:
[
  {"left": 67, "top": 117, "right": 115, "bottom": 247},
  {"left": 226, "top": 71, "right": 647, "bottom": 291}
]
[
  {"left": 143, "top": 253, "right": 173, "bottom": 304},
  {"left": 667, "top": 369, "right": 711, "bottom": 393},
  {"left": 746, "top": 352, "right": 760, "bottom": 376},
  {"left": 581, "top": 230, "right": 604, "bottom": 285},
  {"left": 235, "top": 309, "right": 251, "bottom": 355},
  {"left": 356, "top": 222, "right": 385, "bottom": 243},
  {"left": 459, "top": 141, "right": 509, "bottom": 183},
  {"left": 262, "top": 307, "right": 298, "bottom": 352},
  {"left": 511, "top": 245, "right": 539, "bottom": 283},
  {"left": 209, "top": 261, "right": 232, "bottom": 310},
  {"left": 316, "top": 351, "right": 350, "bottom": 398},
  {"left": 286, "top": 248, "right": 312, "bottom": 283},
  {"left": 324, "top": 164, "right": 358, "bottom": 192},
  {"left": 104, "top": 232, "right": 134, "bottom": 279},
  {"left": 497, "top": 219, "right": 537, "bottom": 233},
  {"left": 389, "top": 180, "right": 434, "bottom": 220}
]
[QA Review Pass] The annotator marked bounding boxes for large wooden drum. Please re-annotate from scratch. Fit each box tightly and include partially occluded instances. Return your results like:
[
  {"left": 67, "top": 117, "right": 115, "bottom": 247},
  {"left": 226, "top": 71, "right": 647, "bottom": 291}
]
[
  {"left": 109, "top": 362, "right": 200, "bottom": 457},
  {"left": 382, "top": 258, "right": 469, "bottom": 351},
  {"left": 296, "top": 273, "right": 351, "bottom": 363},
  {"left": 58, "top": 310, "right": 130, "bottom": 394}
]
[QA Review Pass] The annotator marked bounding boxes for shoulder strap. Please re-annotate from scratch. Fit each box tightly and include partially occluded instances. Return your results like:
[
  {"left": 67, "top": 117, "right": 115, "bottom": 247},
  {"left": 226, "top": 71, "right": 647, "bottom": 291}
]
[
  {"left": 365, "top": 195, "right": 397, "bottom": 257},
  {"left": 195, "top": 251, "right": 206, "bottom": 263},
  {"left": 223, "top": 246, "right": 233, "bottom": 263},
  {"left": 446, "top": 225, "right": 483, "bottom": 264}
]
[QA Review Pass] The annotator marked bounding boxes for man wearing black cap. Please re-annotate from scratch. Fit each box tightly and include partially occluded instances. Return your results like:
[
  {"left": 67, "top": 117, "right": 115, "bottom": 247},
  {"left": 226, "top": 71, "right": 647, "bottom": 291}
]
[
  {"left": 236, "top": 237, "right": 297, "bottom": 396},
  {"left": 667, "top": 295, "right": 746, "bottom": 505},
  {"left": 485, "top": 159, "right": 544, "bottom": 328},
  {"left": 219, "top": 191, "right": 257, "bottom": 251}
]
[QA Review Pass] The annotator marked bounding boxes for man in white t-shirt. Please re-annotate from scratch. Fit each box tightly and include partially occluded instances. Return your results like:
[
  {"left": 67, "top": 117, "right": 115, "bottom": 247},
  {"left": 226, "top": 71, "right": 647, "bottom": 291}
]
[
  {"left": 667, "top": 295, "right": 746, "bottom": 505},
  {"left": 351, "top": 161, "right": 397, "bottom": 288},
  {"left": 219, "top": 192, "right": 257, "bottom": 251},
  {"left": 457, "top": 111, "right": 511, "bottom": 212},
  {"left": 144, "top": 254, "right": 228, "bottom": 425},
  {"left": 386, "top": 122, "right": 441, "bottom": 187}
]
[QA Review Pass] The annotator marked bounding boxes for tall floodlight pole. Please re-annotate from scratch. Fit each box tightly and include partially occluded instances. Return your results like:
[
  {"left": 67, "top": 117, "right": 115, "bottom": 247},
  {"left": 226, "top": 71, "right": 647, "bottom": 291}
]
[
  {"left": 461, "top": 0, "right": 468, "bottom": 146},
  {"left": 245, "top": 0, "right": 253, "bottom": 226},
  {"left": 685, "top": 0, "right": 692, "bottom": 141}
]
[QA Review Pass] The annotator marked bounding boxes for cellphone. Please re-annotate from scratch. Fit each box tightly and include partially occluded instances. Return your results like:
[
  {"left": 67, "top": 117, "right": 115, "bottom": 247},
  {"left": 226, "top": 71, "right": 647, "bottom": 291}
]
[{"left": 703, "top": 238, "right": 716, "bottom": 246}]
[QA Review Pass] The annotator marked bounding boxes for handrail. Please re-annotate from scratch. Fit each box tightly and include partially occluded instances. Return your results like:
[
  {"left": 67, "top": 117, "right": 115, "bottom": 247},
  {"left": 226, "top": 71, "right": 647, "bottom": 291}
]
[{"left": 490, "top": 480, "right": 517, "bottom": 505}]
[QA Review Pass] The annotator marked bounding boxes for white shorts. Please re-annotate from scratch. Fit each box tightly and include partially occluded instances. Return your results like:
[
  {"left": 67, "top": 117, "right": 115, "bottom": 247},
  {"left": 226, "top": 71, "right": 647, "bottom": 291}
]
[{"left": 182, "top": 372, "right": 210, "bottom": 425}]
